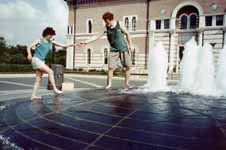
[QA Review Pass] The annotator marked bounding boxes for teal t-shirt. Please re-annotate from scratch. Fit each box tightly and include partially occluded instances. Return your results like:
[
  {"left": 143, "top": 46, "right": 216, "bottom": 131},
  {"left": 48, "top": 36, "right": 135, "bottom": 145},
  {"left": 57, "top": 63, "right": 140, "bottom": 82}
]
[
  {"left": 34, "top": 38, "right": 52, "bottom": 60},
  {"left": 106, "top": 21, "right": 128, "bottom": 52}
]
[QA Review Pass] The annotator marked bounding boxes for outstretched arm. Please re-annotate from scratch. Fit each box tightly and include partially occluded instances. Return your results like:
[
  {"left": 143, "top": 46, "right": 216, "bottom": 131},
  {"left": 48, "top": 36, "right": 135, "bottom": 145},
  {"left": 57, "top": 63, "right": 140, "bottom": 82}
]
[
  {"left": 27, "top": 39, "right": 40, "bottom": 61},
  {"left": 52, "top": 40, "right": 77, "bottom": 49},
  {"left": 81, "top": 32, "right": 105, "bottom": 45},
  {"left": 119, "top": 21, "right": 133, "bottom": 50}
]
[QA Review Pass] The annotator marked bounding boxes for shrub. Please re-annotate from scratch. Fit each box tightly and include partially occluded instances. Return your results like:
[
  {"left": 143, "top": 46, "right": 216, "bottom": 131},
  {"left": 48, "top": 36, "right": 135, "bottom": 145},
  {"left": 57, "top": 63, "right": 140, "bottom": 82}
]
[
  {"left": 89, "top": 69, "right": 97, "bottom": 72},
  {"left": 0, "top": 64, "right": 32, "bottom": 72}
]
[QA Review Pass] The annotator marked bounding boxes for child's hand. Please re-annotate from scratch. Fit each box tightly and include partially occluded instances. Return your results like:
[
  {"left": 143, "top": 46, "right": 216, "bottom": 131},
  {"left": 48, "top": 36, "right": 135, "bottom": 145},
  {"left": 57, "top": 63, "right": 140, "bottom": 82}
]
[
  {"left": 128, "top": 45, "right": 134, "bottom": 51},
  {"left": 27, "top": 54, "right": 32, "bottom": 62}
]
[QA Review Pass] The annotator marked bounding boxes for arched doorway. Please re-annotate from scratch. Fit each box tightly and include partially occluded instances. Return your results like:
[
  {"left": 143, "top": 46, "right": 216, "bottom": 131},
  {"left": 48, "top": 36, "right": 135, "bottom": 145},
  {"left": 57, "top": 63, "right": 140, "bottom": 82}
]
[
  {"left": 168, "top": 1, "right": 204, "bottom": 74},
  {"left": 176, "top": 5, "right": 200, "bottom": 62}
]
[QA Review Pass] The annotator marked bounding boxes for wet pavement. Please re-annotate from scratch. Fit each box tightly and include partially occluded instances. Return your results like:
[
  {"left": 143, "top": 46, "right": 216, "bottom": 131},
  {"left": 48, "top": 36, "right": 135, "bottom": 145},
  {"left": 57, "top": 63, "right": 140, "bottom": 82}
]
[{"left": 0, "top": 89, "right": 226, "bottom": 150}]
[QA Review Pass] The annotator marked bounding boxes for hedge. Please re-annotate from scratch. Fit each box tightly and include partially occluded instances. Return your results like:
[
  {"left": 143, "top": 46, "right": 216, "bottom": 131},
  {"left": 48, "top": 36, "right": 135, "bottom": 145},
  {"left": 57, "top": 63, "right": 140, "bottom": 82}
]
[
  {"left": 0, "top": 64, "right": 125, "bottom": 76},
  {"left": 0, "top": 64, "right": 33, "bottom": 72}
]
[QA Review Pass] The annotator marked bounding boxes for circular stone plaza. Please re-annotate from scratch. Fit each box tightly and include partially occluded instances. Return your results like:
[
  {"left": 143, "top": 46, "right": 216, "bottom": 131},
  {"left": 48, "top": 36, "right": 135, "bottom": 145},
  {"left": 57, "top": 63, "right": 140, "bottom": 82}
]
[
  {"left": 0, "top": 85, "right": 226, "bottom": 150},
  {"left": 1, "top": 0, "right": 226, "bottom": 149}
]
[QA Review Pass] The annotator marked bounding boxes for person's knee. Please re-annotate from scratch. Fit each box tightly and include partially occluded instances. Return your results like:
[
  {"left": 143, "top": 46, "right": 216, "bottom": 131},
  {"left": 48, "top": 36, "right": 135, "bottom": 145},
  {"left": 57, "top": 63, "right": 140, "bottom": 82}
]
[{"left": 48, "top": 69, "right": 54, "bottom": 75}]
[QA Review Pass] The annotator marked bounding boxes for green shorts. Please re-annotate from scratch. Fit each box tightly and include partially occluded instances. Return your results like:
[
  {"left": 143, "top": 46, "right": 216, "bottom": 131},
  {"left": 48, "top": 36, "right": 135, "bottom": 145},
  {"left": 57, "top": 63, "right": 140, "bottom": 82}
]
[{"left": 108, "top": 51, "right": 132, "bottom": 69}]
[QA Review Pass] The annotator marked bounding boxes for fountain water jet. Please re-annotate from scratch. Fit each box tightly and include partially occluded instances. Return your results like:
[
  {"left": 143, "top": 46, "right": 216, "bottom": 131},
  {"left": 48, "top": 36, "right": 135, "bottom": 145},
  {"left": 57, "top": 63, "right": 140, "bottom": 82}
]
[
  {"left": 179, "top": 37, "right": 199, "bottom": 92},
  {"left": 137, "top": 39, "right": 220, "bottom": 97},
  {"left": 216, "top": 45, "right": 226, "bottom": 95},
  {"left": 192, "top": 43, "right": 217, "bottom": 96},
  {"left": 144, "top": 42, "right": 169, "bottom": 92}
]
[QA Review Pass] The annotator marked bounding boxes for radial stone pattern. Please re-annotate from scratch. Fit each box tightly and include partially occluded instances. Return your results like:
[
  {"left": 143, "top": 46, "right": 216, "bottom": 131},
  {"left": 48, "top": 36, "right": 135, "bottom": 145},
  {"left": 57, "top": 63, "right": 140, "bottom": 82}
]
[{"left": 0, "top": 89, "right": 226, "bottom": 150}]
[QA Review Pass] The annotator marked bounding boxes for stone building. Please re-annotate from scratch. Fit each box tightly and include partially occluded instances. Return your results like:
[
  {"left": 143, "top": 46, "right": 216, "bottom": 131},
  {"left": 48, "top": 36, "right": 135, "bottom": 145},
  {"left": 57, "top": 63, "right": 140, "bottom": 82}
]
[{"left": 64, "top": 0, "right": 226, "bottom": 78}]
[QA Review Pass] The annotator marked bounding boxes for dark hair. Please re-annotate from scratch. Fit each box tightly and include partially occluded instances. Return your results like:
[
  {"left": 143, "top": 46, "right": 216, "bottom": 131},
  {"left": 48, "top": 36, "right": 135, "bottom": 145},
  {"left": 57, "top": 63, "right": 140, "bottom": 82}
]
[
  {"left": 102, "top": 12, "right": 114, "bottom": 21},
  {"left": 42, "top": 27, "right": 56, "bottom": 37}
]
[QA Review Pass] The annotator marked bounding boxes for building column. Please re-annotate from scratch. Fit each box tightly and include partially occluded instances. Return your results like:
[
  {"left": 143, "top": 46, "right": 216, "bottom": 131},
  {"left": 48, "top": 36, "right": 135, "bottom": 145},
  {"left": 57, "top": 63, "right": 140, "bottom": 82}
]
[
  {"left": 198, "top": 30, "right": 204, "bottom": 46},
  {"left": 199, "top": 15, "right": 205, "bottom": 28},
  {"left": 224, "top": 29, "right": 226, "bottom": 47},
  {"left": 169, "top": 31, "right": 175, "bottom": 74},
  {"left": 169, "top": 18, "right": 176, "bottom": 74},
  {"left": 199, "top": 15, "right": 205, "bottom": 46},
  {"left": 224, "top": 12, "right": 226, "bottom": 46},
  {"left": 147, "top": 20, "right": 156, "bottom": 69},
  {"left": 170, "top": 18, "right": 176, "bottom": 30},
  {"left": 149, "top": 20, "right": 156, "bottom": 48},
  {"left": 66, "top": 38, "right": 74, "bottom": 69}
]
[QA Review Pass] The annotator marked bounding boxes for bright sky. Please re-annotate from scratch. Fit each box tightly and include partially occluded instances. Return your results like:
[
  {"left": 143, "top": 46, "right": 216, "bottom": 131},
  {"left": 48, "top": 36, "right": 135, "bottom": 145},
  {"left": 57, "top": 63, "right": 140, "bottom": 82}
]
[{"left": 0, "top": 0, "right": 68, "bottom": 45}]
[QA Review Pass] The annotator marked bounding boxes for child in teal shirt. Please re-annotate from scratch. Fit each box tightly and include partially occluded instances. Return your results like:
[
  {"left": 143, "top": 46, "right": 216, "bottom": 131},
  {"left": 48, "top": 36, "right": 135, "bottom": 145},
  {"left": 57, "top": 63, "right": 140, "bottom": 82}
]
[{"left": 27, "top": 27, "right": 79, "bottom": 100}]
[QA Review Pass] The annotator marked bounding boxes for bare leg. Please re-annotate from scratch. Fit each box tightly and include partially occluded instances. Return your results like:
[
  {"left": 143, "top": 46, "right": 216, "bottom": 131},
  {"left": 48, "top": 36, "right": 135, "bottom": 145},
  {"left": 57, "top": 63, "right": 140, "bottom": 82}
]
[
  {"left": 124, "top": 67, "right": 131, "bottom": 90},
  {"left": 39, "top": 64, "right": 63, "bottom": 94},
  {"left": 106, "top": 68, "right": 114, "bottom": 89},
  {"left": 31, "top": 70, "right": 43, "bottom": 100}
]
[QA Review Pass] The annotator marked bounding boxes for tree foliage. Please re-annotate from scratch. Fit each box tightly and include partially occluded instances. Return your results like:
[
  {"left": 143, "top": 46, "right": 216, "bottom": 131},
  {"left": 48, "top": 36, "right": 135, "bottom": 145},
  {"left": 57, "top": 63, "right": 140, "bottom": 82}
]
[
  {"left": 0, "top": 37, "right": 66, "bottom": 67},
  {"left": 0, "top": 37, "right": 29, "bottom": 64}
]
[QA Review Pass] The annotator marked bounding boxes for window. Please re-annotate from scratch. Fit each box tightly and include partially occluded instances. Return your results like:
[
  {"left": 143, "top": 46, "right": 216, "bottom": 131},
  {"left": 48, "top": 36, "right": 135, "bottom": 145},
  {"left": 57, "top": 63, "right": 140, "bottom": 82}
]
[
  {"left": 88, "top": 20, "right": 92, "bottom": 33},
  {"left": 67, "top": 26, "right": 70, "bottom": 34},
  {"left": 180, "top": 15, "right": 188, "bottom": 29},
  {"left": 132, "top": 17, "right": 137, "bottom": 31},
  {"left": 104, "top": 48, "right": 108, "bottom": 64},
  {"left": 124, "top": 16, "right": 138, "bottom": 31},
  {"left": 156, "top": 20, "right": 161, "bottom": 30},
  {"left": 71, "top": 26, "right": 73, "bottom": 34},
  {"left": 179, "top": 46, "right": 185, "bottom": 62},
  {"left": 68, "top": 26, "right": 73, "bottom": 34},
  {"left": 216, "top": 15, "right": 224, "bottom": 26},
  {"left": 131, "top": 49, "right": 136, "bottom": 65},
  {"left": 190, "top": 14, "right": 197, "bottom": 29},
  {"left": 164, "top": 19, "right": 170, "bottom": 29},
  {"left": 205, "top": 16, "right": 213, "bottom": 26},
  {"left": 87, "top": 49, "right": 91, "bottom": 64},
  {"left": 125, "top": 17, "right": 129, "bottom": 30}
]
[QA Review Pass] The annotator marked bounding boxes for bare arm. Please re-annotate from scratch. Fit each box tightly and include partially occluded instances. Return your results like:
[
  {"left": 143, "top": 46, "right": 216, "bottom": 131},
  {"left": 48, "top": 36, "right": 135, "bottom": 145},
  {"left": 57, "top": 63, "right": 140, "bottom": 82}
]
[
  {"left": 119, "top": 21, "right": 133, "bottom": 50},
  {"left": 27, "top": 39, "right": 40, "bottom": 61},
  {"left": 83, "top": 32, "right": 105, "bottom": 44},
  {"left": 52, "top": 40, "right": 77, "bottom": 49}
]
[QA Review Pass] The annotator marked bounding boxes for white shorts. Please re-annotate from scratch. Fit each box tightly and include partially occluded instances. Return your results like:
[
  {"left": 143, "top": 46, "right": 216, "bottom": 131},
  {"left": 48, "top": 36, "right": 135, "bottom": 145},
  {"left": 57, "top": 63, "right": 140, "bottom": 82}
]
[{"left": 31, "top": 57, "right": 45, "bottom": 70}]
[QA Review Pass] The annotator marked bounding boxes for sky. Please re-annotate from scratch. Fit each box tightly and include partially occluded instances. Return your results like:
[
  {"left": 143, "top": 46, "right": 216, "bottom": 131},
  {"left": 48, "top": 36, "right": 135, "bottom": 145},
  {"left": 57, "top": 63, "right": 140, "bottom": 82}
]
[{"left": 0, "top": 0, "right": 69, "bottom": 45}]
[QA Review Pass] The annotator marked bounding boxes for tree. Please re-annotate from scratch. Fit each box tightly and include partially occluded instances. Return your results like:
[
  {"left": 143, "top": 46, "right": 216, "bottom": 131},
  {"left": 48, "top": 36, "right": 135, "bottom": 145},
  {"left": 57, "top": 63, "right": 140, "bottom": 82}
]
[
  {"left": 0, "top": 37, "right": 29, "bottom": 64},
  {"left": 0, "top": 37, "right": 8, "bottom": 64}
]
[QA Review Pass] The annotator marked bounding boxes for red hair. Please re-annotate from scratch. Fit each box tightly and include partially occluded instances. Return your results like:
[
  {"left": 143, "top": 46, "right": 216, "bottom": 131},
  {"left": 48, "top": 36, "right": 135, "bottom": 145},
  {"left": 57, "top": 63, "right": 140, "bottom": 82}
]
[{"left": 102, "top": 12, "right": 114, "bottom": 21}]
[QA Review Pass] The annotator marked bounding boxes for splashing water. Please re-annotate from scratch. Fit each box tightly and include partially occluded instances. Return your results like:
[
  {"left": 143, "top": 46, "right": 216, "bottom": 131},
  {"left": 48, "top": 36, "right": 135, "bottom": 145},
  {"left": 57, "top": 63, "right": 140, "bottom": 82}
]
[
  {"left": 135, "top": 39, "right": 224, "bottom": 97},
  {"left": 0, "top": 105, "right": 6, "bottom": 111},
  {"left": 0, "top": 135, "right": 23, "bottom": 150},
  {"left": 144, "top": 42, "right": 169, "bottom": 92},
  {"left": 179, "top": 37, "right": 199, "bottom": 92},
  {"left": 191, "top": 43, "right": 217, "bottom": 96},
  {"left": 216, "top": 45, "right": 226, "bottom": 95}
]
